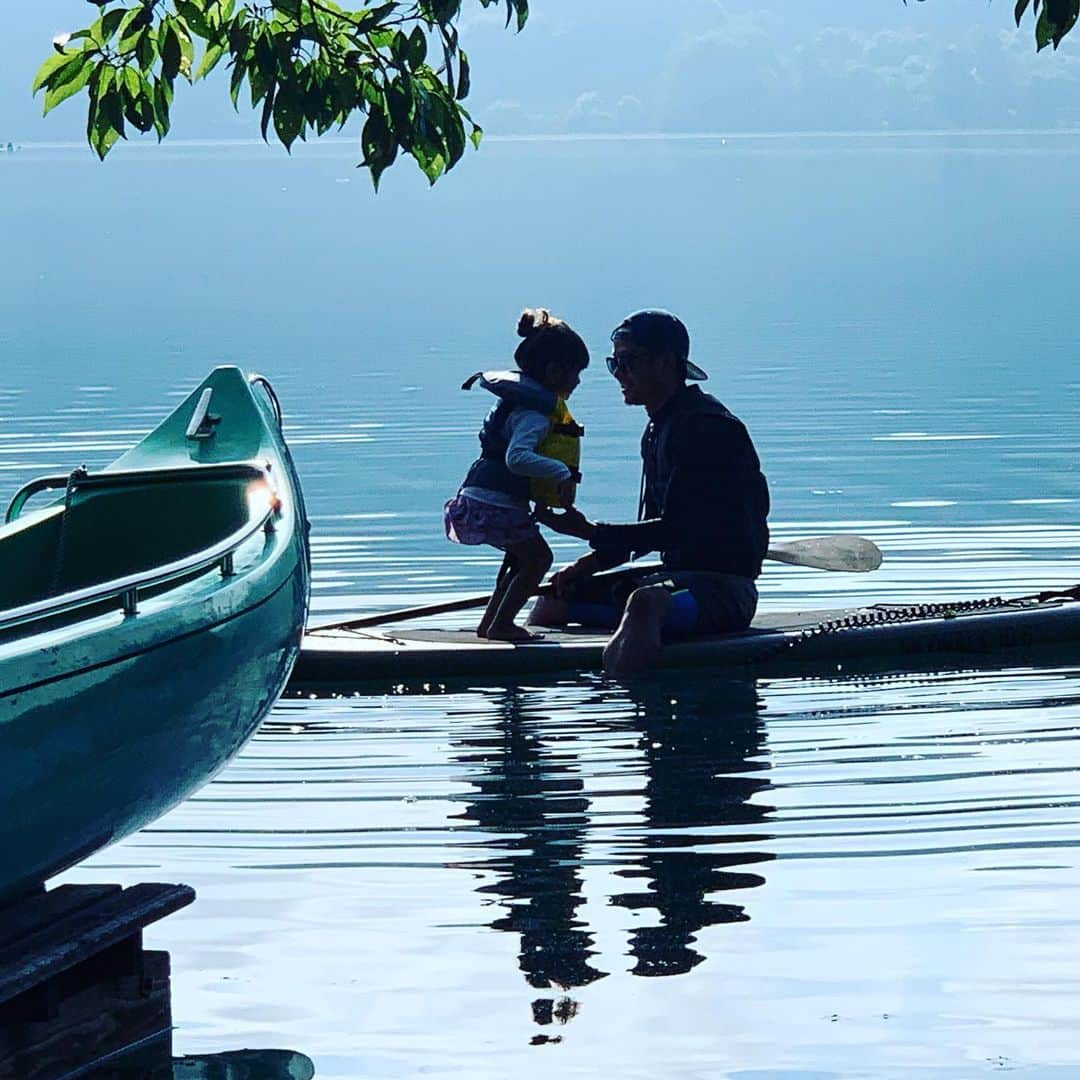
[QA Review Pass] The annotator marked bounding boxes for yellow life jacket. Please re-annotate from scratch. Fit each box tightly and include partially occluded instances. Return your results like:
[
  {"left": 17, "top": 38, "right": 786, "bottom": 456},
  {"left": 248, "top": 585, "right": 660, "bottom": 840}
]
[
  {"left": 531, "top": 398, "right": 584, "bottom": 507},
  {"left": 461, "top": 371, "right": 585, "bottom": 507}
]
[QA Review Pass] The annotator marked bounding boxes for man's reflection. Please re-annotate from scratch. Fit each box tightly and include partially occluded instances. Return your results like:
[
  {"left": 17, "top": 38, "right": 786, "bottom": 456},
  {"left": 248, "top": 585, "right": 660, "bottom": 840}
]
[
  {"left": 451, "top": 676, "right": 774, "bottom": 1023},
  {"left": 611, "top": 678, "right": 773, "bottom": 977}
]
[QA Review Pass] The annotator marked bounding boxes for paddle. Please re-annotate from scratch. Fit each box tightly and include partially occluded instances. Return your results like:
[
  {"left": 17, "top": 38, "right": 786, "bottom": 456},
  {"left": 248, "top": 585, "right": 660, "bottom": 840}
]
[
  {"left": 310, "top": 534, "right": 883, "bottom": 633},
  {"left": 765, "top": 534, "right": 883, "bottom": 573}
]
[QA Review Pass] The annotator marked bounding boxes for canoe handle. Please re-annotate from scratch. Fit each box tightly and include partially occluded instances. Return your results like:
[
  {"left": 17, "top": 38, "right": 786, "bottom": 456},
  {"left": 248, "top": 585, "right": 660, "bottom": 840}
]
[{"left": 249, "top": 373, "right": 283, "bottom": 429}]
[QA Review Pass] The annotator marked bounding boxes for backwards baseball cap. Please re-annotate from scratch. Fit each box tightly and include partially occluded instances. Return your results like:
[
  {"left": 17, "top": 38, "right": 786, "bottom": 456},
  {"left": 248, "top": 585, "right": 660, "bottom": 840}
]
[{"left": 610, "top": 309, "right": 708, "bottom": 381}]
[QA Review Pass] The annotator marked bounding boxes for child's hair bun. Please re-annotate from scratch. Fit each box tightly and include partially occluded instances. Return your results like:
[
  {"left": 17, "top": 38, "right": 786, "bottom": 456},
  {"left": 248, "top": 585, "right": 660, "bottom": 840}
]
[{"left": 517, "top": 308, "right": 552, "bottom": 339}]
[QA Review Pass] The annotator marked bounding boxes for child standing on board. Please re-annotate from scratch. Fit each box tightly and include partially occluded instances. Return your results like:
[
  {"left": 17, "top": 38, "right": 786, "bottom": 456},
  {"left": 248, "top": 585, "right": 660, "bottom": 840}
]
[{"left": 445, "top": 309, "right": 590, "bottom": 642}]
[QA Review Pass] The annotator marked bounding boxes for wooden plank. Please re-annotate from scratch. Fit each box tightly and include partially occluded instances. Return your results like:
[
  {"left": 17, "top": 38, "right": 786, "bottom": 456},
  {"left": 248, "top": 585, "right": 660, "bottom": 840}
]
[
  {"left": 0, "top": 885, "right": 121, "bottom": 953},
  {"left": 0, "top": 883, "right": 194, "bottom": 1007},
  {"left": 0, "top": 950, "right": 172, "bottom": 1078}
]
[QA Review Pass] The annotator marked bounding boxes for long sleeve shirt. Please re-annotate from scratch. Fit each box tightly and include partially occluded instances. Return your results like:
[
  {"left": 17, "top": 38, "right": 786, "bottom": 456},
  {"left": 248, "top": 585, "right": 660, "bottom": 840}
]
[
  {"left": 589, "top": 385, "right": 770, "bottom": 578},
  {"left": 463, "top": 408, "right": 571, "bottom": 508}
]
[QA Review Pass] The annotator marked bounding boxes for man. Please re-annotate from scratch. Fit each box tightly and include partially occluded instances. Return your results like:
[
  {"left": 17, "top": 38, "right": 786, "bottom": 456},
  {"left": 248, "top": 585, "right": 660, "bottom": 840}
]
[{"left": 531, "top": 310, "right": 770, "bottom": 676}]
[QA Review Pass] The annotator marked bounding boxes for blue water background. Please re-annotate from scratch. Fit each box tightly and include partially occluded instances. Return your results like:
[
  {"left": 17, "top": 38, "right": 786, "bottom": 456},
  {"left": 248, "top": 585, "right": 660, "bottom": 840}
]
[{"left": 3, "top": 134, "right": 1080, "bottom": 1078}]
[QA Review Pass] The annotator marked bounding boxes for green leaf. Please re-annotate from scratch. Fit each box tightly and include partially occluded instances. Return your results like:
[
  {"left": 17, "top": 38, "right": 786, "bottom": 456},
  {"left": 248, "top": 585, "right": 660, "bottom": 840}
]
[
  {"left": 160, "top": 21, "right": 183, "bottom": 81},
  {"left": 1036, "top": 8, "right": 1055, "bottom": 47},
  {"left": 354, "top": 3, "right": 397, "bottom": 33},
  {"left": 118, "top": 6, "right": 152, "bottom": 50},
  {"left": 387, "top": 78, "right": 412, "bottom": 130},
  {"left": 100, "top": 8, "right": 126, "bottom": 42},
  {"left": 175, "top": 20, "right": 195, "bottom": 78},
  {"left": 100, "top": 84, "right": 126, "bottom": 133},
  {"left": 123, "top": 74, "right": 157, "bottom": 133},
  {"left": 42, "top": 58, "right": 93, "bottom": 114},
  {"left": 33, "top": 51, "right": 76, "bottom": 94},
  {"left": 196, "top": 42, "right": 226, "bottom": 80},
  {"left": 416, "top": 146, "right": 445, "bottom": 183},
  {"left": 456, "top": 48, "right": 470, "bottom": 100},
  {"left": 273, "top": 85, "right": 304, "bottom": 148},
  {"left": 91, "top": 123, "right": 121, "bottom": 159},
  {"left": 469, "top": 124, "right": 482, "bottom": 150},
  {"left": 407, "top": 26, "right": 427, "bottom": 67},
  {"left": 361, "top": 102, "right": 396, "bottom": 189},
  {"left": 260, "top": 79, "right": 278, "bottom": 139},
  {"left": 135, "top": 30, "right": 156, "bottom": 72},
  {"left": 175, "top": 0, "right": 213, "bottom": 37},
  {"left": 96, "top": 64, "right": 115, "bottom": 100},
  {"left": 153, "top": 76, "right": 173, "bottom": 137},
  {"left": 229, "top": 59, "right": 246, "bottom": 108}
]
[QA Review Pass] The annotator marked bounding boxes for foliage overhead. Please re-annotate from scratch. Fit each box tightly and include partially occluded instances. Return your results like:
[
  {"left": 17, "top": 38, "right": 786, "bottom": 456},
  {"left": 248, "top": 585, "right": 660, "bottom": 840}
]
[
  {"left": 1012, "top": 0, "right": 1080, "bottom": 48},
  {"left": 32, "top": 0, "right": 528, "bottom": 186},
  {"left": 33, "top": 1, "right": 1076, "bottom": 186},
  {"left": 905, "top": 0, "right": 1079, "bottom": 50}
]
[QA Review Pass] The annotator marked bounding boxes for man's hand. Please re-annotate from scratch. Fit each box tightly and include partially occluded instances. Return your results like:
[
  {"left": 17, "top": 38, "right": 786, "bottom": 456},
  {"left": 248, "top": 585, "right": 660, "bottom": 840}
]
[{"left": 535, "top": 505, "right": 596, "bottom": 540}]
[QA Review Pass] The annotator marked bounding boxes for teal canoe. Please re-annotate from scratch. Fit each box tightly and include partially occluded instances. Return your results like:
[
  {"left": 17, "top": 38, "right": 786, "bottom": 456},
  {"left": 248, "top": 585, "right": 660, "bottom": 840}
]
[
  {"left": 0, "top": 367, "right": 310, "bottom": 903},
  {"left": 294, "top": 587, "right": 1080, "bottom": 689}
]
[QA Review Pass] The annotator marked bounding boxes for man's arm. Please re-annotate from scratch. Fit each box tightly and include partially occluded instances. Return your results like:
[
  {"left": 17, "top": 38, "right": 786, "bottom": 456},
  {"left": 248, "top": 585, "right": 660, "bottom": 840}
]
[{"left": 587, "top": 414, "right": 746, "bottom": 560}]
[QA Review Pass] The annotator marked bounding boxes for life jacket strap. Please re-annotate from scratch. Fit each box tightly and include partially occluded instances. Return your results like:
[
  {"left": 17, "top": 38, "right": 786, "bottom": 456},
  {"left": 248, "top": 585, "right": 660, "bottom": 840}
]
[{"left": 552, "top": 422, "right": 585, "bottom": 437}]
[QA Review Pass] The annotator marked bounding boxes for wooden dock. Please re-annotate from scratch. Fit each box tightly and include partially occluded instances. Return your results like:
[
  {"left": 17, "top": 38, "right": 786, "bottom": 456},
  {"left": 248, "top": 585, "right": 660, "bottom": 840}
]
[{"left": 0, "top": 882, "right": 194, "bottom": 1079}]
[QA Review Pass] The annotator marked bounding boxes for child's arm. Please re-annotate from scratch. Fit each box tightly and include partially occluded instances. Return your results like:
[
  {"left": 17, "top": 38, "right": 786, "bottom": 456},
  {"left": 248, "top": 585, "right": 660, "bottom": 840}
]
[{"left": 504, "top": 410, "right": 573, "bottom": 481}]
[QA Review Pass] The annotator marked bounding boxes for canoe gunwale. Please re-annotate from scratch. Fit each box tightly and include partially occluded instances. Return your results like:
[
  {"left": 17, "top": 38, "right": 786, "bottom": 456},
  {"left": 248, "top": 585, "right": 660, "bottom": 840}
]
[
  {"left": 0, "top": 461, "right": 279, "bottom": 636},
  {"left": 5, "top": 460, "right": 273, "bottom": 525},
  {"left": 1, "top": 564, "right": 301, "bottom": 701}
]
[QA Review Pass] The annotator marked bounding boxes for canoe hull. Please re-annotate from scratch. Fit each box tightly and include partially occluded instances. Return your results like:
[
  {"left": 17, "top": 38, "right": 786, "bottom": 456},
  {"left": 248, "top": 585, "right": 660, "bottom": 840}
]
[
  {"left": 0, "top": 571, "right": 304, "bottom": 901},
  {"left": 0, "top": 367, "right": 310, "bottom": 903}
]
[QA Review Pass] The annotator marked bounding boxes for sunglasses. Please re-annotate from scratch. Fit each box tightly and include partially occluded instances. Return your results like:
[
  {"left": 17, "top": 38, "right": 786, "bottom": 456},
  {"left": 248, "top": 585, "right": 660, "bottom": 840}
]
[{"left": 605, "top": 349, "right": 650, "bottom": 377}]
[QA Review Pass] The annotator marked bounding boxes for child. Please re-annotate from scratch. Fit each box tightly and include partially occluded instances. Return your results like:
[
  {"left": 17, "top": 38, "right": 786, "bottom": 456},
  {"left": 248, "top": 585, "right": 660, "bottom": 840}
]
[{"left": 445, "top": 309, "right": 590, "bottom": 641}]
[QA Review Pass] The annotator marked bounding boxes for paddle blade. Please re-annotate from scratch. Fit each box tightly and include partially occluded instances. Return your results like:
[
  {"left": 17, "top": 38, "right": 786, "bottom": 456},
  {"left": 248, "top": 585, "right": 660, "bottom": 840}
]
[{"left": 766, "top": 535, "right": 883, "bottom": 573}]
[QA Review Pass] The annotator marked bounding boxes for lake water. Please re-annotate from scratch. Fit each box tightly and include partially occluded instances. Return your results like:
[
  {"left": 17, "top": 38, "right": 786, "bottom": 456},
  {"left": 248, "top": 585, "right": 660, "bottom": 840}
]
[{"left": 3, "top": 133, "right": 1080, "bottom": 1078}]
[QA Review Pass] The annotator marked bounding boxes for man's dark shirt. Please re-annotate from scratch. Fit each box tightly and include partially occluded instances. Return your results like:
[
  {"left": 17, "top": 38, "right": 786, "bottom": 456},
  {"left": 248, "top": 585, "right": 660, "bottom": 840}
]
[{"left": 589, "top": 385, "right": 770, "bottom": 578}]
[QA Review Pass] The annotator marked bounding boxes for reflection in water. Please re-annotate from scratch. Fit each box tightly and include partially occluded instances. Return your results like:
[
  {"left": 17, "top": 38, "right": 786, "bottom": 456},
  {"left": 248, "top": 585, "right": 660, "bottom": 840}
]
[
  {"left": 451, "top": 687, "right": 607, "bottom": 1007},
  {"left": 85, "top": 1045, "right": 313, "bottom": 1080},
  {"left": 612, "top": 680, "right": 775, "bottom": 978},
  {"left": 451, "top": 677, "right": 775, "bottom": 1030},
  {"left": 171, "top": 1049, "right": 316, "bottom": 1080},
  {"left": 89, "top": 1046, "right": 315, "bottom": 1079}
]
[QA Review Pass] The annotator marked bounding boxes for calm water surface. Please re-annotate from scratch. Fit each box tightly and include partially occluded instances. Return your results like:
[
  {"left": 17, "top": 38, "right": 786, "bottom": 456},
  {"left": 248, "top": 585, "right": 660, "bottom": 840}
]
[{"left": 2, "top": 134, "right": 1080, "bottom": 1077}]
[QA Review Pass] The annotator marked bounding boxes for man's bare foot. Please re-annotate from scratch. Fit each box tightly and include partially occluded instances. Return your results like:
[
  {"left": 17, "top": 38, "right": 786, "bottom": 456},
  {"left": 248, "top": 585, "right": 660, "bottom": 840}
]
[
  {"left": 602, "top": 585, "right": 671, "bottom": 677},
  {"left": 485, "top": 622, "right": 545, "bottom": 643}
]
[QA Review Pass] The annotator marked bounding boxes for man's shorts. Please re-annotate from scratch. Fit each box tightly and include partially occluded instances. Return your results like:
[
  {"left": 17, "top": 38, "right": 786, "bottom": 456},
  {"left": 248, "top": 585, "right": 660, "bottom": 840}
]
[{"left": 562, "top": 566, "right": 758, "bottom": 638}]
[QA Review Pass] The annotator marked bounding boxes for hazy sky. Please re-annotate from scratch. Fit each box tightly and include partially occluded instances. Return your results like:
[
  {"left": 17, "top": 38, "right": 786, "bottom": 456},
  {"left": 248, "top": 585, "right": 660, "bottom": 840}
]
[{"left": 4, "top": 2, "right": 1080, "bottom": 142}]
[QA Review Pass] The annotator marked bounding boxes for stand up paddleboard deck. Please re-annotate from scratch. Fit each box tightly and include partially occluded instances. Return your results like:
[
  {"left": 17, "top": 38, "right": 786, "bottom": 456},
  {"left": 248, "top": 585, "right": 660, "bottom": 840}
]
[{"left": 292, "top": 591, "right": 1080, "bottom": 688}]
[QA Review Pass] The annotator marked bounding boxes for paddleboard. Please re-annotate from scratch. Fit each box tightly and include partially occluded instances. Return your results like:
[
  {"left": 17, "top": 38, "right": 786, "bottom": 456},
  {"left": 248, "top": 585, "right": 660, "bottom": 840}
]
[{"left": 292, "top": 592, "right": 1080, "bottom": 688}]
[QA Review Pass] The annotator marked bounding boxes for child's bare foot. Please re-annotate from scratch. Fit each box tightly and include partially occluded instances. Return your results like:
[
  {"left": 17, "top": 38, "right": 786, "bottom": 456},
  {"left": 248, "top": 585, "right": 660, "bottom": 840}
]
[{"left": 485, "top": 622, "right": 545, "bottom": 643}]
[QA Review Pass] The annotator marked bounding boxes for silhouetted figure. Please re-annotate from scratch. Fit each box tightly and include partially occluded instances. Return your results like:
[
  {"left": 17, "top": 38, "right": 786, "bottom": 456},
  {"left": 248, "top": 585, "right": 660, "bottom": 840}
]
[
  {"left": 450, "top": 688, "right": 606, "bottom": 994},
  {"left": 611, "top": 678, "right": 774, "bottom": 977},
  {"left": 451, "top": 675, "right": 776, "bottom": 1040}
]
